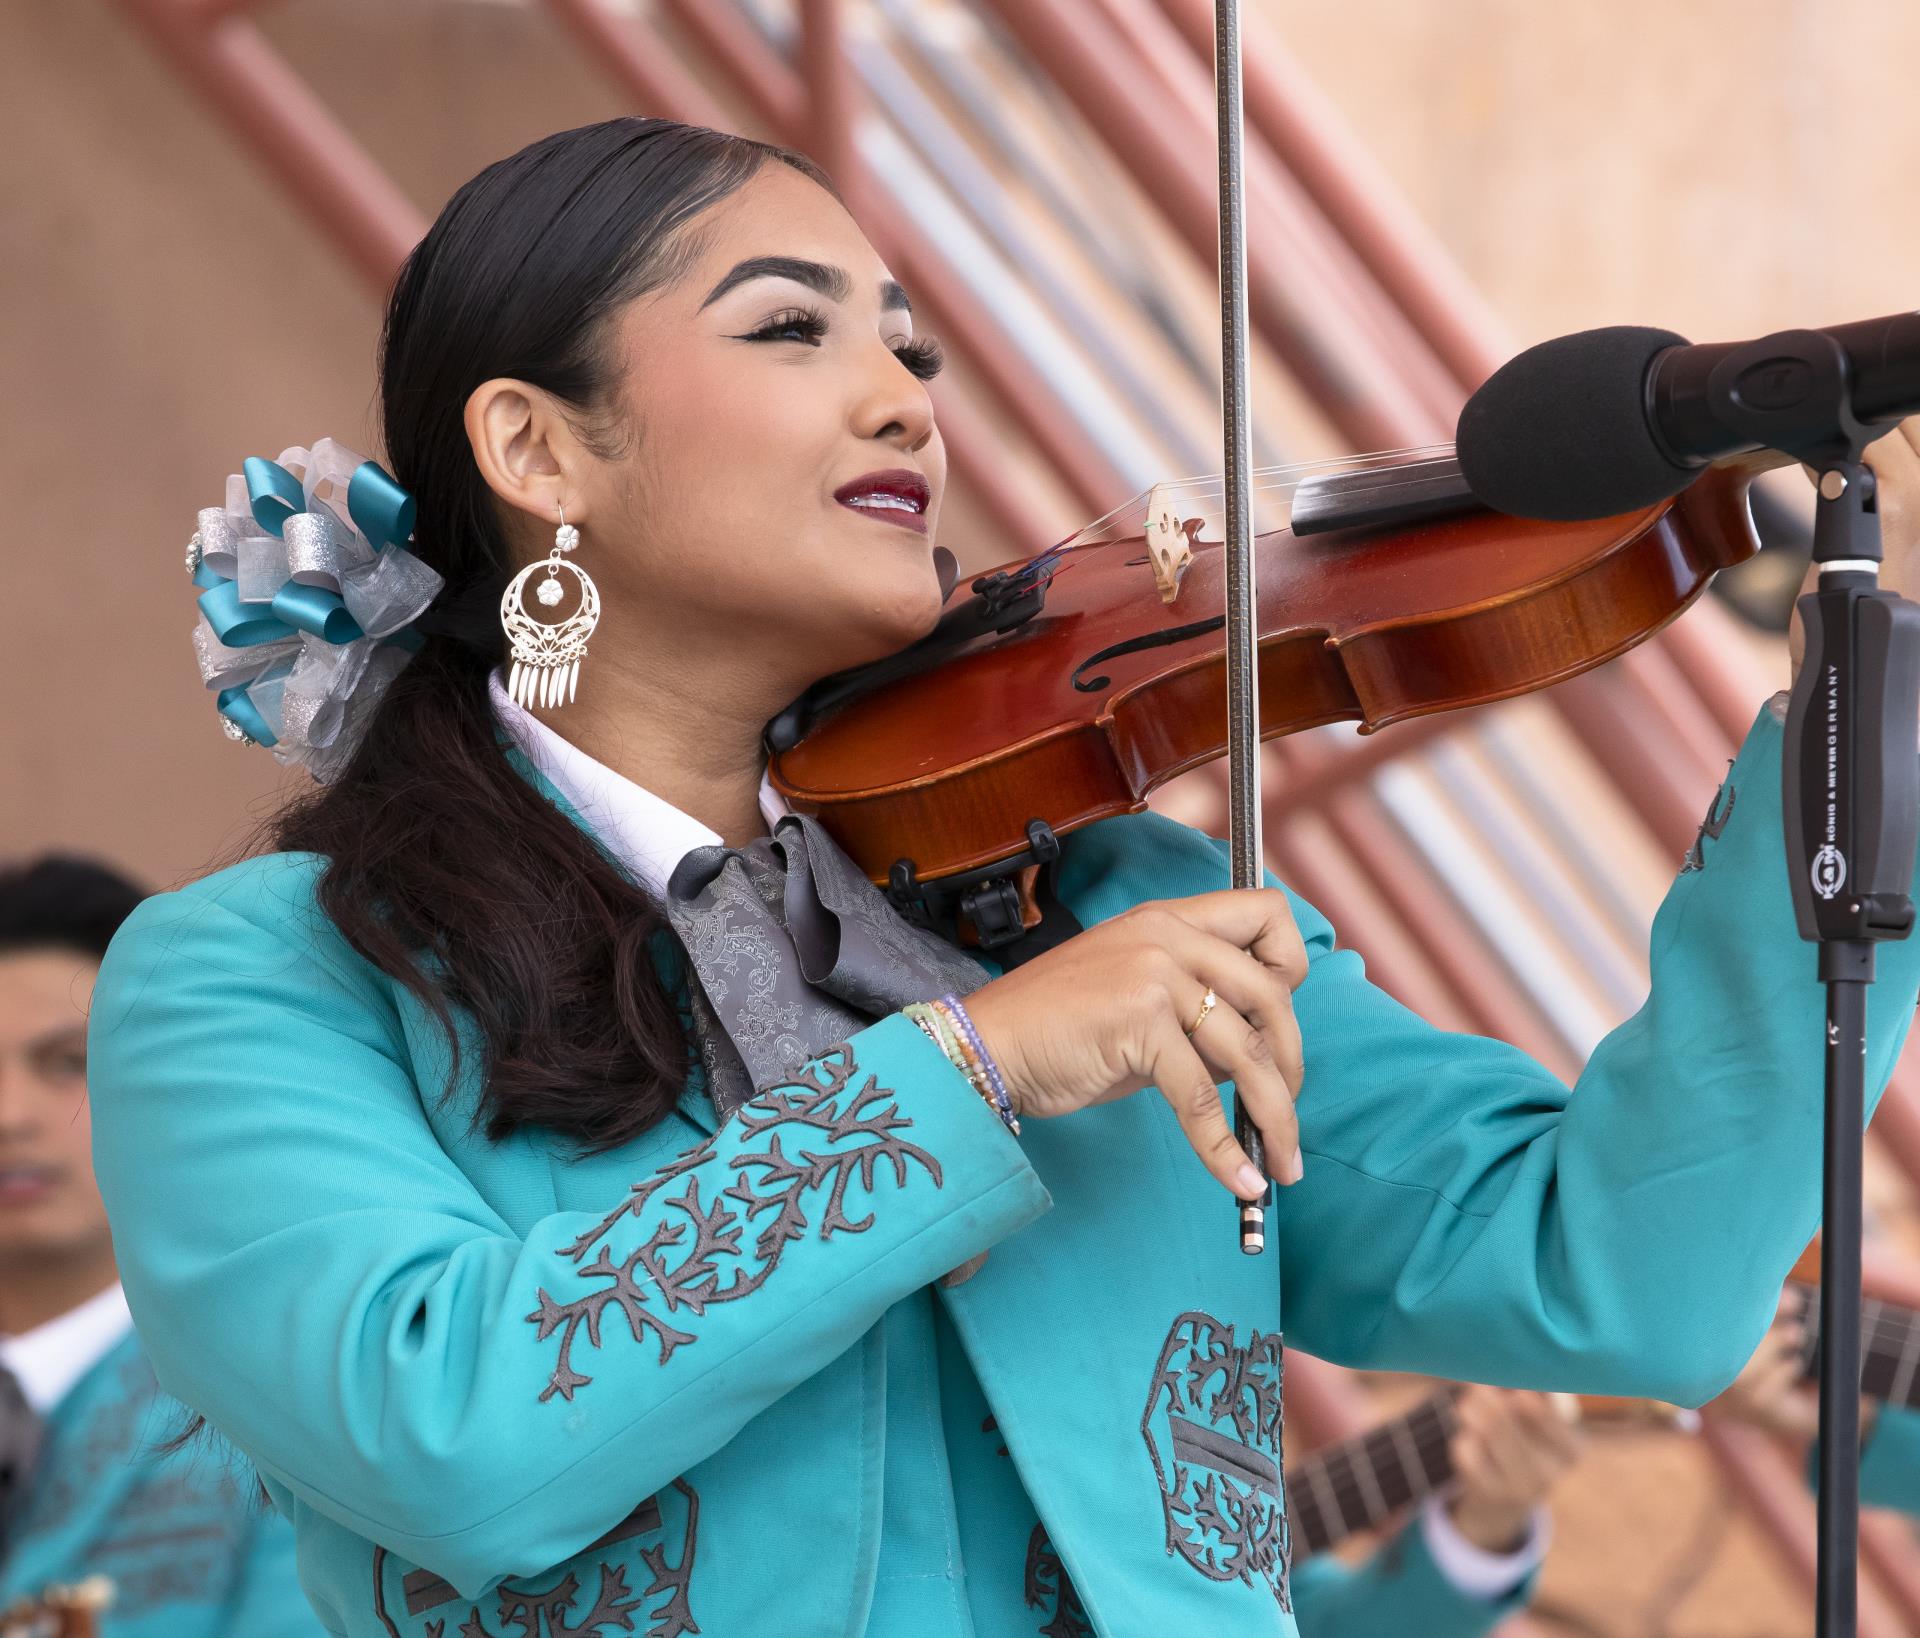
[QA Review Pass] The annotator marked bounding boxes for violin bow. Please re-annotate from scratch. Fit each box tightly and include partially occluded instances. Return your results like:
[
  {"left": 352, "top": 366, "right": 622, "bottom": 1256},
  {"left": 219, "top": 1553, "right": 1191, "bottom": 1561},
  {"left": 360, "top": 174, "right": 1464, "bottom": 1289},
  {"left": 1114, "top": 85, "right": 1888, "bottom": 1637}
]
[{"left": 1213, "top": 0, "right": 1268, "bottom": 1255}]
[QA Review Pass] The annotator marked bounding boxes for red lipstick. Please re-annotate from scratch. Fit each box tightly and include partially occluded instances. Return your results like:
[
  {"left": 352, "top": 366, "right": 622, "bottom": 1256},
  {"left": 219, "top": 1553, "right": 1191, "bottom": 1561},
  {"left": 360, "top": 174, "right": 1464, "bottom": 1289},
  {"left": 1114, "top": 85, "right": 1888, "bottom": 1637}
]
[{"left": 835, "top": 468, "right": 931, "bottom": 535}]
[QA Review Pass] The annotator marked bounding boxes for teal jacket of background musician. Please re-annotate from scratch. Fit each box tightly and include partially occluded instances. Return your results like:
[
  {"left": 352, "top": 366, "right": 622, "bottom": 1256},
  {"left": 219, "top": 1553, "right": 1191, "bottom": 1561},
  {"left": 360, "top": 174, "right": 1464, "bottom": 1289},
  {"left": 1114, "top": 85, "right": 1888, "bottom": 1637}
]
[
  {"left": 1863, "top": 1408, "right": 1920, "bottom": 1513},
  {"left": 0, "top": 1331, "right": 320, "bottom": 1637},
  {"left": 1805, "top": 1405, "right": 1920, "bottom": 1516},
  {"left": 85, "top": 704, "right": 1920, "bottom": 1638},
  {"left": 1289, "top": 1517, "right": 1531, "bottom": 1638}
]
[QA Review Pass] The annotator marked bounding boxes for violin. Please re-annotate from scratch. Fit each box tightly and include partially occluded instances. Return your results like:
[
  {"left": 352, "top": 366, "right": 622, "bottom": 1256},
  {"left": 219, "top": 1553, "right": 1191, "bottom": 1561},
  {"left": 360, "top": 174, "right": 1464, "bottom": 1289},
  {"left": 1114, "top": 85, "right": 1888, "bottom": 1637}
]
[{"left": 767, "top": 444, "right": 1774, "bottom": 943}]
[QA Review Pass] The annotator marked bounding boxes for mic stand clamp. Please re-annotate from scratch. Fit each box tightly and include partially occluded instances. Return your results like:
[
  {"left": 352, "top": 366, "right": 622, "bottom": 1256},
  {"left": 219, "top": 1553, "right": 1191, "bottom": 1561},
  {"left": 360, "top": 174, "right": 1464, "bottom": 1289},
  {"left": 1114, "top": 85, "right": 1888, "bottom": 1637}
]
[{"left": 1780, "top": 434, "right": 1920, "bottom": 1637}]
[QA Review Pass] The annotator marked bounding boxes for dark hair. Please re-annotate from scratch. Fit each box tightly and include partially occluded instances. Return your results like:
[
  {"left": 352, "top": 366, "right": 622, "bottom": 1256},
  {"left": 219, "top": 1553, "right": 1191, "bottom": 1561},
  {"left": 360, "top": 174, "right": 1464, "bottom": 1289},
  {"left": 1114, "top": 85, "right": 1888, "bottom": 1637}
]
[
  {"left": 0, "top": 855, "right": 149, "bottom": 962},
  {"left": 275, "top": 119, "right": 834, "bottom": 1151}
]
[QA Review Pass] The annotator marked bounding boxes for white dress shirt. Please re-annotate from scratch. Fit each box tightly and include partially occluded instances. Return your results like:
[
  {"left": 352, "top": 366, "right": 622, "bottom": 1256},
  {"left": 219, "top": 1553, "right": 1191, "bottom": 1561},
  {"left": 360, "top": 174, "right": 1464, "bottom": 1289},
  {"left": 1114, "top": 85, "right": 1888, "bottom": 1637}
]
[
  {"left": 0, "top": 1283, "right": 133, "bottom": 1416},
  {"left": 489, "top": 669, "right": 787, "bottom": 894}
]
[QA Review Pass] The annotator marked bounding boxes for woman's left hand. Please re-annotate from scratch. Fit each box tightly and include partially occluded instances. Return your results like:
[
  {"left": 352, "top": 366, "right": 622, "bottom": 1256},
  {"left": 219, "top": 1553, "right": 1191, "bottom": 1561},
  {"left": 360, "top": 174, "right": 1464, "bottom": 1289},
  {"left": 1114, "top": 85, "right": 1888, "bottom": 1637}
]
[{"left": 1789, "top": 417, "right": 1920, "bottom": 683}]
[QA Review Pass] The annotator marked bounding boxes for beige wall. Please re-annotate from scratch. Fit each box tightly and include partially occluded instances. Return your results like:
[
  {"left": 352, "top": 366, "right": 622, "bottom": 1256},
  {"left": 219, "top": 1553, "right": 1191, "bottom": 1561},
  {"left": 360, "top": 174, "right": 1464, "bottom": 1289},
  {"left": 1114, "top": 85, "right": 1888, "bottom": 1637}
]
[{"left": 1267, "top": 0, "right": 1920, "bottom": 344}]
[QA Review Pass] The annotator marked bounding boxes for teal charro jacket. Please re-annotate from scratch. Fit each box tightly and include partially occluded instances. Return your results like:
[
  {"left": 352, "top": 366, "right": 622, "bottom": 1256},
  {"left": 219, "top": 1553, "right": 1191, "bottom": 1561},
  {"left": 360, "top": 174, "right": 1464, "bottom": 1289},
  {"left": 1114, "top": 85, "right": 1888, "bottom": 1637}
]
[
  {"left": 1290, "top": 1515, "right": 1531, "bottom": 1638},
  {"left": 0, "top": 1331, "right": 320, "bottom": 1637},
  {"left": 86, "top": 705, "right": 1920, "bottom": 1637}
]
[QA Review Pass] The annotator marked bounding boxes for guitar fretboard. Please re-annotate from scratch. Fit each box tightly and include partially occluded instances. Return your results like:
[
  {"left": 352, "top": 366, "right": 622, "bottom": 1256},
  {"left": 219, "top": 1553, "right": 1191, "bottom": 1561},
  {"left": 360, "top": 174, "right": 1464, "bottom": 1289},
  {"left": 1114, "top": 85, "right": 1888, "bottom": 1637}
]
[
  {"left": 1285, "top": 1284, "right": 1920, "bottom": 1563},
  {"left": 1792, "top": 1282, "right": 1920, "bottom": 1410},
  {"left": 1283, "top": 1389, "right": 1459, "bottom": 1558}
]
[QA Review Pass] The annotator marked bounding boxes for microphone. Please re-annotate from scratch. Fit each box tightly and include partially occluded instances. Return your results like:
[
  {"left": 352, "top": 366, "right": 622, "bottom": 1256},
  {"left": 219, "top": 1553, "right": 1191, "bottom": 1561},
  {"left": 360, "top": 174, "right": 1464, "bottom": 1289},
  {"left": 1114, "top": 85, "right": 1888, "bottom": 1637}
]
[{"left": 1455, "top": 312, "right": 1920, "bottom": 521}]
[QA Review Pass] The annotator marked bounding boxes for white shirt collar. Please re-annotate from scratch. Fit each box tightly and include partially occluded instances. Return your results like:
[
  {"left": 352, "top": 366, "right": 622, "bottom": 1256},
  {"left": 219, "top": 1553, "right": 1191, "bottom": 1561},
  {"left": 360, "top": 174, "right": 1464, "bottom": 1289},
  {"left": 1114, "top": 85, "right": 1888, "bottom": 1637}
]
[
  {"left": 489, "top": 668, "right": 788, "bottom": 895},
  {"left": 0, "top": 1283, "right": 133, "bottom": 1415}
]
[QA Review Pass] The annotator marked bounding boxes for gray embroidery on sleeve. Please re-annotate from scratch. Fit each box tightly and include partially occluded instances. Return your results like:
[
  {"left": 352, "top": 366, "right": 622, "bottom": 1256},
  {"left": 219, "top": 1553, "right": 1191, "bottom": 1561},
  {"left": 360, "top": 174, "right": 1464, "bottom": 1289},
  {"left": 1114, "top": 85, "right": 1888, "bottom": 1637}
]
[
  {"left": 1024, "top": 1524, "right": 1094, "bottom": 1638},
  {"left": 983, "top": 1415, "right": 1091, "bottom": 1636},
  {"left": 1140, "top": 1311, "right": 1291, "bottom": 1612},
  {"left": 372, "top": 1479, "right": 698, "bottom": 1638},
  {"left": 1681, "top": 763, "right": 1737, "bottom": 873},
  {"left": 528, "top": 1043, "right": 942, "bottom": 1402}
]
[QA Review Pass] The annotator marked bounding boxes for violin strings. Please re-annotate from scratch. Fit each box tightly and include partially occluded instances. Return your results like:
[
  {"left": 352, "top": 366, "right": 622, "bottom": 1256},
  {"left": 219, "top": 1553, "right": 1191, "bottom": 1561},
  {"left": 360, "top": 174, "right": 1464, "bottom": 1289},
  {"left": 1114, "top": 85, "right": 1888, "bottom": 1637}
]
[
  {"left": 1033, "top": 441, "right": 1467, "bottom": 564},
  {"left": 1064, "top": 443, "right": 1462, "bottom": 541},
  {"left": 1153, "top": 440, "right": 1459, "bottom": 494}
]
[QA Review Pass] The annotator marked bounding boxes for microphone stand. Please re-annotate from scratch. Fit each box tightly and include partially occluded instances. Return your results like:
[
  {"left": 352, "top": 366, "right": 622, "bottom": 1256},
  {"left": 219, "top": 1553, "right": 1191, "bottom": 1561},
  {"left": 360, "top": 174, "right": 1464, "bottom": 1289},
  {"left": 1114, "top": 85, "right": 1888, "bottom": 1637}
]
[{"left": 1760, "top": 335, "right": 1920, "bottom": 1638}]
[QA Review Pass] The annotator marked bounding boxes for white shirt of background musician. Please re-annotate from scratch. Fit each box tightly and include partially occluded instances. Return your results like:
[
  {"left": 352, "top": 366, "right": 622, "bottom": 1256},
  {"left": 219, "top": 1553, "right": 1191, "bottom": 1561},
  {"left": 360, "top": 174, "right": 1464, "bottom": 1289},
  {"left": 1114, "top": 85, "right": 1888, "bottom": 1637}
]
[
  {"left": 0, "top": 1283, "right": 132, "bottom": 1415},
  {"left": 1420, "top": 1496, "right": 1549, "bottom": 1599}
]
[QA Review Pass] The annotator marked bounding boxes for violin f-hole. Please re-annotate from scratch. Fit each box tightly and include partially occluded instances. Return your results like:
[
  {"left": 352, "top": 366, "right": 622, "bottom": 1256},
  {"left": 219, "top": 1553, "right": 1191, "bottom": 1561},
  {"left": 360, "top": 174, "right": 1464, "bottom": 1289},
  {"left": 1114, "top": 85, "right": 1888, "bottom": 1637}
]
[{"left": 1072, "top": 616, "right": 1226, "bottom": 693}]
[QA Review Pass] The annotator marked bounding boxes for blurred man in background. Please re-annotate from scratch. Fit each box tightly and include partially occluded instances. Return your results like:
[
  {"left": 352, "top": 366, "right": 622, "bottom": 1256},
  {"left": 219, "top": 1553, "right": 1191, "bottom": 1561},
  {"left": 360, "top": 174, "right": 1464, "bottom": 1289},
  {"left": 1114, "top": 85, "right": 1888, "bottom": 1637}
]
[{"left": 0, "top": 856, "right": 318, "bottom": 1636}]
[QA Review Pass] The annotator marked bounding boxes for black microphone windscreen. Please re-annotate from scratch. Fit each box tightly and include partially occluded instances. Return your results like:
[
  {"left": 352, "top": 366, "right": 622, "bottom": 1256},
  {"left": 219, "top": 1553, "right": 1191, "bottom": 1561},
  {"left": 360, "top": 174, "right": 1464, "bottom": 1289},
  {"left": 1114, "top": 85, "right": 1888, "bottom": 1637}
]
[{"left": 1456, "top": 326, "right": 1695, "bottom": 521}]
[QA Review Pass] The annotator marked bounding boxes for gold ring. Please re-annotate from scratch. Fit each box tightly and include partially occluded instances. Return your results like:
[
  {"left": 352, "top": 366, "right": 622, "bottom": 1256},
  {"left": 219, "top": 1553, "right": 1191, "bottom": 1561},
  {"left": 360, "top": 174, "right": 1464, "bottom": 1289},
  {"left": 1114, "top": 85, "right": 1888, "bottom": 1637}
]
[{"left": 1186, "top": 987, "right": 1218, "bottom": 1035}]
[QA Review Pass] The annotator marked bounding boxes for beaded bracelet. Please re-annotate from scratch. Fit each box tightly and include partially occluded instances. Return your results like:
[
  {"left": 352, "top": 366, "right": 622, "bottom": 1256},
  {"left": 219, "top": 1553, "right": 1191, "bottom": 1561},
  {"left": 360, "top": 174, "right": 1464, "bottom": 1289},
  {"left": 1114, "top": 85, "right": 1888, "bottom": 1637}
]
[
  {"left": 934, "top": 993, "right": 1017, "bottom": 1130},
  {"left": 903, "top": 998, "right": 1021, "bottom": 1135}
]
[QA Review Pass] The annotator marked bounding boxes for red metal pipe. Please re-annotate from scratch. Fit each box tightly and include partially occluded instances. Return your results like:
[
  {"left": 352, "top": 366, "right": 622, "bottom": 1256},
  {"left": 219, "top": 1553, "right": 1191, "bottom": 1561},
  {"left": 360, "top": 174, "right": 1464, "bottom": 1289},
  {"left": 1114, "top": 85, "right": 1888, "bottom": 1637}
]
[
  {"left": 796, "top": 0, "right": 862, "bottom": 222},
  {"left": 1615, "top": 641, "right": 1739, "bottom": 780},
  {"left": 657, "top": 0, "right": 804, "bottom": 136},
  {"left": 1663, "top": 599, "right": 1785, "bottom": 747},
  {"left": 990, "top": 0, "right": 1758, "bottom": 906},
  {"left": 1266, "top": 827, "right": 1471, "bottom": 1026},
  {"left": 1701, "top": 1417, "right": 1909, "bottom": 1636},
  {"left": 1550, "top": 672, "right": 1721, "bottom": 860},
  {"left": 1330, "top": 789, "right": 1574, "bottom": 1073},
  {"left": 1264, "top": 714, "right": 1465, "bottom": 824},
  {"left": 1154, "top": 0, "right": 1508, "bottom": 394},
  {"left": 974, "top": 0, "right": 1431, "bottom": 455},
  {"left": 1094, "top": 0, "right": 1465, "bottom": 437},
  {"left": 1861, "top": 1508, "right": 1920, "bottom": 1633},
  {"left": 111, "top": 0, "right": 423, "bottom": 293},
  {"left": 541, "top": 0, "right": 732, "bottom": 128},
  {"left": 978, "top": 0, "right": 1740, "bottom": 906},
  {"left": 657, "top": 0, "right": 1132, "bottom": 518}
]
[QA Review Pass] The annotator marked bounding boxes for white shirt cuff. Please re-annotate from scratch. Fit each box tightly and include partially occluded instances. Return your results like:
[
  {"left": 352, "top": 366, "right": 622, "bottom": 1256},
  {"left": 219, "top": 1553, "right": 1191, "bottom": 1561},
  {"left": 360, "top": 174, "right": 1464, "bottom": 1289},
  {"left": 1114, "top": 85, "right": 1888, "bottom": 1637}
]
[{"left": 1418, "top": 1497, "right": 1550, "bottom": 1601}]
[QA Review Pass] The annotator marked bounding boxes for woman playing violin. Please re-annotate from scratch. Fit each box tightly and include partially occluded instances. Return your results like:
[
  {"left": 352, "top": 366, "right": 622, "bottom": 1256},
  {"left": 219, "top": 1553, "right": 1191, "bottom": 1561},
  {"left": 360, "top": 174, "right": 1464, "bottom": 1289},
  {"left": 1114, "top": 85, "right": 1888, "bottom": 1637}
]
[{"left": 86, "top": 118, "right": 1920, "bottom": 1638}]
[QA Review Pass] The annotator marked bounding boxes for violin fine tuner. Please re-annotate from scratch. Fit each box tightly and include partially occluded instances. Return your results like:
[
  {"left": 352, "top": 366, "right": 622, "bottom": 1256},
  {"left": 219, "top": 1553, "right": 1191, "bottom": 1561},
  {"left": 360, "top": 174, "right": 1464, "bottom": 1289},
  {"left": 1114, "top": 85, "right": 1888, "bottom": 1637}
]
[{"left": 1144, "top": 483, "right": 1199, "bottom": 605}]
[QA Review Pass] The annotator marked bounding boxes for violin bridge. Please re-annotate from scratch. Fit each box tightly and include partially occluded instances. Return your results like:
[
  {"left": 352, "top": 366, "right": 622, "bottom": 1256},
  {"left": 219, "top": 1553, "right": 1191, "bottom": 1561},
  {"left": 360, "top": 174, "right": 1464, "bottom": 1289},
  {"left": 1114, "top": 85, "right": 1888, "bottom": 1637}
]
[{"left": 1145, "top": 484, "right": 1196, "bottom": 605}]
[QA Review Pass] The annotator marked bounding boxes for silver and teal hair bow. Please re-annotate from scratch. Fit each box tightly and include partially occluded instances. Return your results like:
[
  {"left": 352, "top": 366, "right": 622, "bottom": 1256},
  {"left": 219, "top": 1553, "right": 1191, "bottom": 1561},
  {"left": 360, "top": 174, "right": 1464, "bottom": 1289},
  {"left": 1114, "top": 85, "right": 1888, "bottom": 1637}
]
[{"left": 186, "top": 438, "right": 443, "bottom": 781}]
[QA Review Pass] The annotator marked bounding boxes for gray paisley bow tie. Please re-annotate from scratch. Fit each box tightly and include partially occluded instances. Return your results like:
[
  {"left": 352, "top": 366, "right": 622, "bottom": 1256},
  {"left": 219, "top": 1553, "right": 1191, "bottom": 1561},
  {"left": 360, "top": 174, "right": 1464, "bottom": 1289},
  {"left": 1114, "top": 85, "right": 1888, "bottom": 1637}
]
[
  {"left": 0, "top": 1357, "right": 43, "bottom": 1554},
  {"left": 664, "top": 813, "right": 989, "bottom": 1121}
]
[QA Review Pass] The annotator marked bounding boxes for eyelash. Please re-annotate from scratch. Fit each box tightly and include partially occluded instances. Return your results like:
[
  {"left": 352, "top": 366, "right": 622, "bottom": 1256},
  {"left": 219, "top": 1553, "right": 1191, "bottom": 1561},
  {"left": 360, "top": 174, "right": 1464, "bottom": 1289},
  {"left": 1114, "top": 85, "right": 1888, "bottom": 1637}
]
[{"left": 740, "top": 307, "right": 946, "bottom": 381}]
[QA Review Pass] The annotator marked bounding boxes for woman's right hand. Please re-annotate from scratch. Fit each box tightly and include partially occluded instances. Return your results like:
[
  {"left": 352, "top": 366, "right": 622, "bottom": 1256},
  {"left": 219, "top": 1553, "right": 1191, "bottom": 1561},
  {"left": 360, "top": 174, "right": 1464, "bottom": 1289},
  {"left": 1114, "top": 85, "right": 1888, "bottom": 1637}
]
[{"left": 963, "top": 888, "right": 1308, "bottom": 1201}]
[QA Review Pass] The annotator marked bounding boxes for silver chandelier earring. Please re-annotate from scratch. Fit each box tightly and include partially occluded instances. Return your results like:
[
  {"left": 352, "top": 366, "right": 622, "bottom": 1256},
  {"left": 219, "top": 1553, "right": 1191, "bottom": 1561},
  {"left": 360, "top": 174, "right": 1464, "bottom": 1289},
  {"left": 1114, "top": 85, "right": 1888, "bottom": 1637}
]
[{"left": 501, "top": 502, "right": 601, "bottom": 709}]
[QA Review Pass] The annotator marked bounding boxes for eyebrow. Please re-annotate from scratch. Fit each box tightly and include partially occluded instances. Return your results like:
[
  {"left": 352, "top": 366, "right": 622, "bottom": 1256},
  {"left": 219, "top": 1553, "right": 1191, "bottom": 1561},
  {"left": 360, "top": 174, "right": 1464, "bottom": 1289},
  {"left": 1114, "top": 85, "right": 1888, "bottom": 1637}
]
[{"left": 700, "top": 255, "right": 913, "bottom": 316}]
